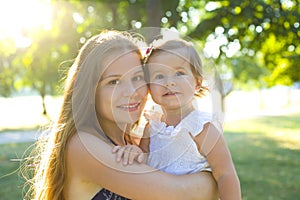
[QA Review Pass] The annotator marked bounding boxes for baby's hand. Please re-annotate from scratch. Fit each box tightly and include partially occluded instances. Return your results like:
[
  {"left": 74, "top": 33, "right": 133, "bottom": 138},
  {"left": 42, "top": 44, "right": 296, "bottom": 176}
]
[
  {"left": 144, "top": 110, "right": 162, "bottom": 122},
  {"left": 112, "top": 145, "right": 145, "bottom": 165}
]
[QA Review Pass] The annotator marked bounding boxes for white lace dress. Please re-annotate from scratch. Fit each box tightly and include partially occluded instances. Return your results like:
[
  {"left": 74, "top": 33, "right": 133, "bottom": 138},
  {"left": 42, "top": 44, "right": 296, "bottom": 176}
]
[{"left": 147, "top": 110, "right": 212, "bottom": 175}]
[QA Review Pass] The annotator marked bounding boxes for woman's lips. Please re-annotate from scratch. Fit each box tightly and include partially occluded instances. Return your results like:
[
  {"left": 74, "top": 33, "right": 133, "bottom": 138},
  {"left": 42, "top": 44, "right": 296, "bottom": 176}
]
[{"left": 117, "top": 102, "right": 140, "bottom": 111}]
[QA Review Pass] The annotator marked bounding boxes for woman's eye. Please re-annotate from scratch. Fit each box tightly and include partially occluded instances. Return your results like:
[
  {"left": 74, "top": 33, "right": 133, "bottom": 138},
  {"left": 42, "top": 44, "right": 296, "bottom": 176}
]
[
  {"left": 108, "top": 79, "right": 120, "bottom": 85},
  {"left": 154, "top": 74, "right": 164, "bottom": 80},
  {"left": 175, "top": 71, "right": 185, "bottom": 76},
  {"left": 132, "top": 75, "right": 144, "bottom": 82}
]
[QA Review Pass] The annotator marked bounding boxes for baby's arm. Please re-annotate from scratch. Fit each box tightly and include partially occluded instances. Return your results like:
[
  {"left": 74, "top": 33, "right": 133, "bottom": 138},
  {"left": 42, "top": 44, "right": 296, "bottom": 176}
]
[
  {"left": 194, "top": 123, "right": 242, "bottom": 200},
  {"left": 139, "top": 123, "right": 150, "bottom": 153}
]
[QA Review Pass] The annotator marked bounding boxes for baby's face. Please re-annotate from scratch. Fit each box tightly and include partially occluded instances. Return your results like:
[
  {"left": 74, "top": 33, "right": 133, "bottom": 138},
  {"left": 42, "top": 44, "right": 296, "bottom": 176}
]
[{"left": 147, "top": 51, "right": 198, "bottom": 110}]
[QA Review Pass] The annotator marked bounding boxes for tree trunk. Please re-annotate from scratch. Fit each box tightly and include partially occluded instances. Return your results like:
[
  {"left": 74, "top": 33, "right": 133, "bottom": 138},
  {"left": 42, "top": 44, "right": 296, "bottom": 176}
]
[
  {"left": 41, "top": 93, "right": 47, "bottom": 116},
  {"left": 214, "top": 71, "right": 225, "bottom": 112},
  {"left": 145, "top": 0, "right": 163, "bottom": 43},
  {"left": 109, "top": 4, "right": 118, "bottom": 28}
]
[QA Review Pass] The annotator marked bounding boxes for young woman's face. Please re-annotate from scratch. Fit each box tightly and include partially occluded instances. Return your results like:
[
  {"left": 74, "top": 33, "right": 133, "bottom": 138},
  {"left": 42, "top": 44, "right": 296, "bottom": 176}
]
[
  {"left": 95, "top": 52, "right": 148, "bottom": 125},
  {"left": 147, "top": 51, "right": 198, "bottom": 110}
]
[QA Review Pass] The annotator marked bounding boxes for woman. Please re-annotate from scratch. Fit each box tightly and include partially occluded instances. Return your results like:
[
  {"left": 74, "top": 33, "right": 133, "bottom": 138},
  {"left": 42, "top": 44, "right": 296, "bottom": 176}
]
[{"left": 24, "top": 30, "right": 218, "bottom": 200}]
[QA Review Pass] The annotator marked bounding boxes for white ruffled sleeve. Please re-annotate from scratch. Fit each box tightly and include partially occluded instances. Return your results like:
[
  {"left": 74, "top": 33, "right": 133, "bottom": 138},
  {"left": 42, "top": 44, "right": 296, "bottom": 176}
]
[{"left": 180, "top": 110, "right": 213, "bottom": 137}]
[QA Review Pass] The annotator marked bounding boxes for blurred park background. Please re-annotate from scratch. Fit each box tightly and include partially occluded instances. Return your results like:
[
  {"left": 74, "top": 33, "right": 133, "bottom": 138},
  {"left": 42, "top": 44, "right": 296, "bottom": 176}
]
[{"left": 0, "top": 0, "right": 299, "bottom": 199}]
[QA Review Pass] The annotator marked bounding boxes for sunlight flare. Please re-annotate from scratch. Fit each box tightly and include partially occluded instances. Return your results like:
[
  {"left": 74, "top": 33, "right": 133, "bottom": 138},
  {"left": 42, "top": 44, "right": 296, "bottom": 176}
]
[{"left": 0, "top": 0, "right": 52, "bottom": 48}]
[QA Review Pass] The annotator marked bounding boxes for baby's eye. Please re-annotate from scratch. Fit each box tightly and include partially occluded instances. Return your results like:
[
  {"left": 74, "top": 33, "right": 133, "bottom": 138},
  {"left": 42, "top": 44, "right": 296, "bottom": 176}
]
[
  {"left": 108, "top": 79, "right": 120, "bottom": 85},
  {"left": 132, "top": 75, "right": 144, "bottom": 82},
  {"left": 175, "top": 71, "right": 185, "bottom": 76},
  {"left": 154, "top": 74, "right": 164, "bottom": 80}
]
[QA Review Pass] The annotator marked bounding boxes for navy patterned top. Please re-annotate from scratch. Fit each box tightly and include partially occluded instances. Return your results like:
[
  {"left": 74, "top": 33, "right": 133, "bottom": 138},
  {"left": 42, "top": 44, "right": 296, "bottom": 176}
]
[
  {"left": 91, "top": 188, "right": 130, "bottom": 200},
  {"left": 91, "top": 136, "right": 130, "bottom": 200}
]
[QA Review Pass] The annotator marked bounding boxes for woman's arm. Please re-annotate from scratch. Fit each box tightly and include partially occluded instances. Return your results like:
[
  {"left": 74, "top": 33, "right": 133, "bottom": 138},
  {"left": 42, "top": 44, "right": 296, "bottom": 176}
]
[{"left": 67, "top": 132, "right": 218, "bottom": 200}]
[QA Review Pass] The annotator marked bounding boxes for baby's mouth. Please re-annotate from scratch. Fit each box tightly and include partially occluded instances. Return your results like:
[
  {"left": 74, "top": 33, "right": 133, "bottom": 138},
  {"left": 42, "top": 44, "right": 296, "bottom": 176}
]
[{"left": 163, "top": 91, "right": 178, "bottom": 96}]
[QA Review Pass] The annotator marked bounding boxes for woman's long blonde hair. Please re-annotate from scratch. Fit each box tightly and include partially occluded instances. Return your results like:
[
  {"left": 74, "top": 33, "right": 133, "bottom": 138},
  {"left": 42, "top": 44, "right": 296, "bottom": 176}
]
[{"left": 23, "top": 30, "right": 143, "bottom": 200}]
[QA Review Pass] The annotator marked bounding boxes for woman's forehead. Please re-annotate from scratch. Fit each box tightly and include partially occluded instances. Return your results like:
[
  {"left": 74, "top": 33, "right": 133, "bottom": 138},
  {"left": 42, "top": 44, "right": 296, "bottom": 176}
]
[{"left": 101, "top": 52, "right": 142, "bottom": 77}]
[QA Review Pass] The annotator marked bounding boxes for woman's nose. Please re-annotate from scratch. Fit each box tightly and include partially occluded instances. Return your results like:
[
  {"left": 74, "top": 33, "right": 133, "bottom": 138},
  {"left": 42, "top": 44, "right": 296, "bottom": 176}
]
[{"left": 122, "top": 82, "right": 137, "bottom": 97}]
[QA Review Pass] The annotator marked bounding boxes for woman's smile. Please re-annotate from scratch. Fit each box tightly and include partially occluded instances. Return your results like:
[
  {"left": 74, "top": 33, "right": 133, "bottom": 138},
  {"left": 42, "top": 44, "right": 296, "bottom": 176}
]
[{"left": 117, "top": 102, "right": 141, "bottom": 112}]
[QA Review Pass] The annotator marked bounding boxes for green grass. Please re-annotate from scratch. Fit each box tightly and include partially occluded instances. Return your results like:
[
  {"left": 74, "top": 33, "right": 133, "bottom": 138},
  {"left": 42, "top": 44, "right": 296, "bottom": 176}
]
[
  {"left": 0, "top": 114, "right": 299, "bottom": 200},
  {"left": 0, "top": 142, "right": 34, "bottom": 200},
  {"left": 224, "top": 113, "right": 300, "bottom": 200}
]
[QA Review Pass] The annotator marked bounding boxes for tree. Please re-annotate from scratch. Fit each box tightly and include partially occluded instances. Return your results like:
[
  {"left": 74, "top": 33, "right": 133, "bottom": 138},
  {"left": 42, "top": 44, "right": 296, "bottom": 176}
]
[
  {"left": 2, "top": 0, "right": 299, "bottom": 115},
  {"left": 10, "top": 1, "right": 81, "bottom": 115},
  {"left": 0, "top": 38, "right": 19, "bottom": 97},
  {"left": 187, "top": 0, "right": 300, "bottom": 86}
]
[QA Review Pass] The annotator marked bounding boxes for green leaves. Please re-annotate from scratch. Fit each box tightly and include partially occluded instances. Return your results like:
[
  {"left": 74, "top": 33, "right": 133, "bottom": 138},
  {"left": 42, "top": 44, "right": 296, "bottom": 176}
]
[{"left": 1, "top": 0, "right": 299, "bottom": 101}]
